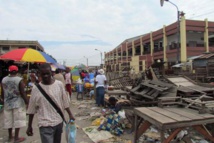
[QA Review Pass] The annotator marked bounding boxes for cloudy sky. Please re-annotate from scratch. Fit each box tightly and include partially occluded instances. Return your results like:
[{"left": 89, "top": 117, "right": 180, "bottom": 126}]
[{"left": 1, "top": 0, "right": 214, "bottom": 66}]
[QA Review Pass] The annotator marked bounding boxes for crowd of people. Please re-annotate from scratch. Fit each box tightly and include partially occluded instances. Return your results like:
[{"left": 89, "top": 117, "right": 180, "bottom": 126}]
[{"left": 0, "top": 63, "right": 109, "bottom": 143}]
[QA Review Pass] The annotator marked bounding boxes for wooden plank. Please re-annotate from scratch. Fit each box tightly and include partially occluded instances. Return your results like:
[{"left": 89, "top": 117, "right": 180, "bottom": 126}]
[
  {"left": 130, "top": 85, "right": 141, "bottom": 93},
  {"left": 141, "top": 82, "right": 167, "bottom": 91},
  {"left": 147, "top": 89, "right": 157, "bottom": 96},
  {"left": 151, "top": 90, "right": 160, "bottom": 98},
  {"left": 106, "top": 90, "right": 128, "bottom": 95},
  {"left": 182, "top": 108, "right": 214, "bottom": 118},
  {"left": 136, "top": 121, "right": 151, "bottom": 140},
  {"left": 139, "top": 88, "right": 151, "bottom": 95},
  {"left": 182, "top": 98, "right": 205, "bottom": 104},
  {"left": 149, "top": 107, "right": 192, "bottom": 121},
  {"left": 149, "top": 80, "right": 173, "bottom": 88},
  {"left": 140, "top": 93, "right": 155, "bottom": 100},
  {"left": 178, "top": 86, "right": 196, "bottom": 92},
  {"left": 163, "top": 128, "right": 184, "bottom": 143},
  {"left": 164, "top": 118, "right": 214, "bottom": 130},
  {"left": 188, "top": 85, "right": 213, "bottom": 91},
  {"left": 135, "top": 108, "right": 176, "bottom": 125},
  {"left": 193, "top": 125, "right": 214, "bottom": 142},
  {"left": 165, "top": 107, "right": 214, "bottom": 119}
]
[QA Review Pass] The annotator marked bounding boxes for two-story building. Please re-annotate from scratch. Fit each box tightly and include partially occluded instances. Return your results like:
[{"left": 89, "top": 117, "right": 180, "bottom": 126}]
[
  {"left": 105, "top": 16, "right": 214, "bottom": 73},
  {"left": 0, "top": 40, "right": 44, "bottom": 55}
]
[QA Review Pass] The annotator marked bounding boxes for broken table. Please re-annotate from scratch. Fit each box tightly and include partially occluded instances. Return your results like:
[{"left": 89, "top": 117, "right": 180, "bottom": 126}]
[{"left": 134, "top": 107, "right": 214, "bottom": 143}]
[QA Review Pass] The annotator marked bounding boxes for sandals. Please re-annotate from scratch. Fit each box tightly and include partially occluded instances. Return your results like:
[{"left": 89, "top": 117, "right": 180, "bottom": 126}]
[{"left": 14, "top": 137, "right": 26, "bottom": 143}]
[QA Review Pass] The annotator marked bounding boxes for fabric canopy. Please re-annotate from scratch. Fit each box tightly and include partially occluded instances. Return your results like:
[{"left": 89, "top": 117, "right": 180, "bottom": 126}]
[{"left": 0, "top": 48, "right": 56, "bottom": 63}]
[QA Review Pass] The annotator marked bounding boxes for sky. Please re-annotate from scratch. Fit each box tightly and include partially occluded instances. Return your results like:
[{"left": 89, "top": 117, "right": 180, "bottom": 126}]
[{"left": 1, "top": 0, "right": 214, "bottom": 66}]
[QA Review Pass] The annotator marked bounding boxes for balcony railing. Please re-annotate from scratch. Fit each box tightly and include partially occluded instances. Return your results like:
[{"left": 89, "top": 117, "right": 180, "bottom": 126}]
[
  {"left": 154, "top": 47, "right": 163, "bottom": 52},
  {"left": 187, "top": 43, "right": 204, "bottom": 47},
  {"left": 143, "top": 51, "right": 150, "bottom": 55}
]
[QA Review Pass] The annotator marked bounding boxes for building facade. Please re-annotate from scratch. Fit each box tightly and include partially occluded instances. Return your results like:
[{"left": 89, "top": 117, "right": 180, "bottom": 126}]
[
  {"left": 105, "top": 17, "right": 214, "bottom": 73},
  {"left": 0, "top": 40, "right": 44, "bottom": 55}
]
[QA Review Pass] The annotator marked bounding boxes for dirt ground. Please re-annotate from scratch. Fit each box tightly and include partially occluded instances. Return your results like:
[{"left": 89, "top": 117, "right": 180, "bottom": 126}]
[{"left": 0, "top": 93, "right": 134, "bottom": 143}]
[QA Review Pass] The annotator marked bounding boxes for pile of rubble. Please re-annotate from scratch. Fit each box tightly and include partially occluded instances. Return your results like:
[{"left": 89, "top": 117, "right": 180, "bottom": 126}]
[{"left": 138, "top": 126, "right": 210, "bottom": 143}]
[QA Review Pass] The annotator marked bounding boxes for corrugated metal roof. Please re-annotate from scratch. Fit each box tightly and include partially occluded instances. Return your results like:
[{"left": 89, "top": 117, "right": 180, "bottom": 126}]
[
  {"left": 194, "top": 53, "right": 214, "bottom": 59},
  {"left": 114, "top": 33, "right": 149, "bottom": 49},
  {"left": 188, "top": 55, "right": 203, "bottom": 60}
]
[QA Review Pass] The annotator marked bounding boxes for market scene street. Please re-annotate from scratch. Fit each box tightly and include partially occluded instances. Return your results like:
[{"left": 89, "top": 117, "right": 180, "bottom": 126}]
[{"left": 1, "top": 0, "right": 214, "bottom": 143}]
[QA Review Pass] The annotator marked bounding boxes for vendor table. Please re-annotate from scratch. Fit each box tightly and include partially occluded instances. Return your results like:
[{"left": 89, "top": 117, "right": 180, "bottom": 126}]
[{"left": 134, "top": 107, "right": 214, "bottom": 143}]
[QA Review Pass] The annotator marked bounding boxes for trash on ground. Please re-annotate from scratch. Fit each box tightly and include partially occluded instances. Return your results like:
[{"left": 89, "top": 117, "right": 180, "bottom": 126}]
[
  {"left": 90, "top": 111, "right": 102, "bottom": 117},
  {"left": 76, "top": 116, "right": 90, "bottom": 121},
  {"left": 78, "top": 104, "right": 88, "bottom": 109},
  {"left": 91, "top": 117, "right": 106, "bottom": 126},
  {"left": 98, "top": 136, "right": 132, "bottom": 143},
  {"left": 83, "top": 126, "right": 114, "bottom": 143},
  {"left": 75, "top": 110, "right": 90, "bottom": 116}
]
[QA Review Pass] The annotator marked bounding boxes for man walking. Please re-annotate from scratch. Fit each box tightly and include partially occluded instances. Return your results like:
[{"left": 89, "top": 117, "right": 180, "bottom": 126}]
[
  {"left": 1, "top": 65, "right": 28, "bottom": 142},
  {"left": 26, "top": 63, "right": 75, "bottom": 143}
]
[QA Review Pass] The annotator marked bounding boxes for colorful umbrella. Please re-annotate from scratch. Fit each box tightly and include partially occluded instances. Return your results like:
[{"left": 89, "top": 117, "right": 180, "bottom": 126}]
[
  {"left": 0, "top": 48, "right": 57, "bottom": 81},
  {"left": 71, "top": 68, "right": 80, "bottom": 82},
  {"left": 50, "top": 63, "right": 66, "bottom": 71},
  {"left": 75, "top": 63, "right": 87, "bottom": 70},
  {"left": 0, "top": 48, "right": 56, "bottom": 63},
  {"left": 50, "top": 64, "right": 57, "bottom": 71}
]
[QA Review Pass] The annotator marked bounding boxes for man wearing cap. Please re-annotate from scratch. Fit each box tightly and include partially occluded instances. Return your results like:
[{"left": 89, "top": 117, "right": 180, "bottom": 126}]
[{"left": 1, "top": 65, "right": 28, "bottom": 142}]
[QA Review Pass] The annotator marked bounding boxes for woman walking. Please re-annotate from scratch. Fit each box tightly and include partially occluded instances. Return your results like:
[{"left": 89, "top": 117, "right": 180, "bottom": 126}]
[
  {"left": 65, "top": 67, "right": 72, "bottom": 97},
  {"left": 95, "top": 69, "right": 107, "bottom": 107}
]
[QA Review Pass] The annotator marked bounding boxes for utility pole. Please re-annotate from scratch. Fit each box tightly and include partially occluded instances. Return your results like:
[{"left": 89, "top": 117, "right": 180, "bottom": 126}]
[
  {"left": 84, "top": 56, "right": 88, "bottom": 67},
  {"left": 161, "top": 0, "right": 180, "bottom": 63},
  {"left": 95, "top": 48, "right": 103, "bottom": 67}
]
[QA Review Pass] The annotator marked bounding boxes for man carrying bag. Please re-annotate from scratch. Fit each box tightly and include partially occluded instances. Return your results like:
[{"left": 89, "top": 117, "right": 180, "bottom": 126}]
[{"left": 26, "top": 63, "right": 75, "bottom": 143}]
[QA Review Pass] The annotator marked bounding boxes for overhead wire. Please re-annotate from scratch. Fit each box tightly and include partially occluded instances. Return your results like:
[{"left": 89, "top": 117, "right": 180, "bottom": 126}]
[
  {"left": 188, "top": 10, "right": 214, "bottom": 19},
  {"left": 56, "top": 53, "right": 100, "bottom": 62},
  {"left": 56, "top": 53, "right": 101, "bottom": 66}
]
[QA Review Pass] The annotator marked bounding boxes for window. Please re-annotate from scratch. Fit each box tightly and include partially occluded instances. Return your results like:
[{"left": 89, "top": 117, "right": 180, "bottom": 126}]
[
  {"left": 189, "top": 41, "right": 197, "bottom": 47},
  {"left": 2, "top": 47, "right": 10, "bottom": 51},
  {"left": 159, "top": 41, "right": 163, "bottom": 48}
]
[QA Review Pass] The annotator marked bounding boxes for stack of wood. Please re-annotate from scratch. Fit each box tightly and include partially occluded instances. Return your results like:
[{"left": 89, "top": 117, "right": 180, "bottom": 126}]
[
  {"left": 109, "top": 77, "right": 133, "bottom": 89},
  {"left": 129, "top": 80, "right": 177, "bottom": 106},
  {"left": 106, "top": 72, "right": 133, "bottom": 89}
]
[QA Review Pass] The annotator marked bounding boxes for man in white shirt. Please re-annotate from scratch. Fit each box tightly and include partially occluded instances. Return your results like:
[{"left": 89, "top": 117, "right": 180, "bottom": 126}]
[
  {"left": 95, "top": 69, "right": 107, "bottom": 107},
  {"left": 26, "top": 63, "right": 75, "bottom": 143}
]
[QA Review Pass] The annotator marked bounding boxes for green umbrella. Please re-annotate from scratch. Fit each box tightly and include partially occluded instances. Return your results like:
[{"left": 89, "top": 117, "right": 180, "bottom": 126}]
[
  {"left": 71, "top": 68, "right": 80, "bottom": 76},
  {"left": 75, "top": 64, "right": 87, "bottom": 70}
]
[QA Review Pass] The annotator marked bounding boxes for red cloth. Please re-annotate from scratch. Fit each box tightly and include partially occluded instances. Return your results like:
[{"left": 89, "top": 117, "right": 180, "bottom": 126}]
[
  {"left": 81, "top": 72, "right": 85, "bottom": 78},
  {"left": 66, "top": 84, "right": 72, "bottom": 96}
]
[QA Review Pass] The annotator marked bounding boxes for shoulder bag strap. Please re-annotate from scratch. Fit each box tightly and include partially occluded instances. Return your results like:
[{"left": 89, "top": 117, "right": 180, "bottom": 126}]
[{"left": 35, "top": 83, "right": 66, "bottom": 123}]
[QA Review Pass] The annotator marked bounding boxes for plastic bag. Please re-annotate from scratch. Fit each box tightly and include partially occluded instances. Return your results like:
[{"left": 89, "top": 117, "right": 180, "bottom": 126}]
[
  {"left": 91, "top": 118, "right": 101, "bottom": 126},
  {"left": 118, "top": 110, "right": 126, "bottom": 119},
  {"left": 65, "top": 120, "right": 76, "bottom": 143},
  {"left": 76, "top": 78, "right": 82, "bottom": 84}
]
